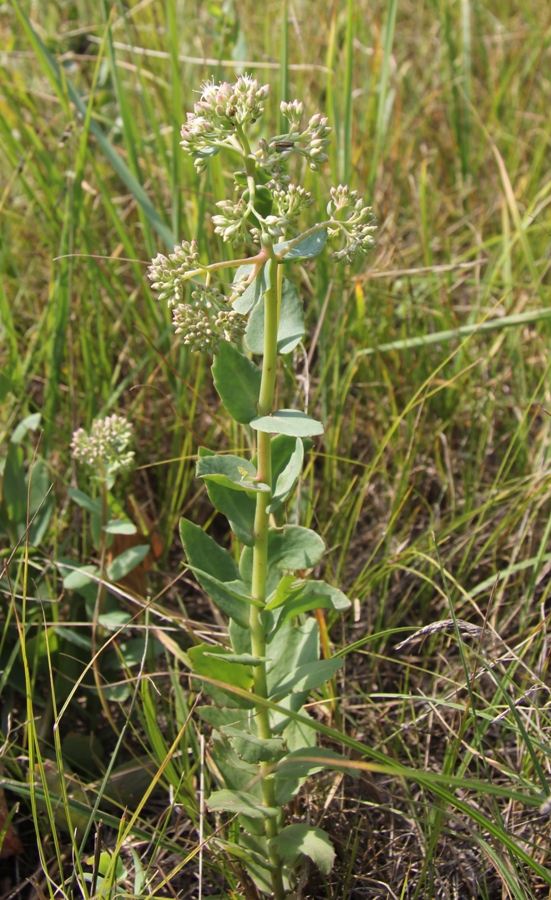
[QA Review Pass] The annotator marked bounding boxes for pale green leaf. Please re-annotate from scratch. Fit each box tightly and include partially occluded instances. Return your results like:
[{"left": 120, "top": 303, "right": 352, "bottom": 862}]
[
  {"left": 67, "top": 488, "right": 102, "bottom": 515},
  {"left": 245, "top": 277, "right": 305, "bottom": 355},
  {"left": 277, "top": 229, "right": 328, "bottom": 261},
  {"left": 107, "top": 544, "right": 150, "bottom": 581},
  {"left": 62, "top": 565, "right": 99, "bottom": 590},
  {"left": 180, "top": 519, "right": 251, "bottom": 627},
  {"left": 232, "top": 263, "right": 270, "bottom": 314},
  {"left": 250, "top": 410, "right": 324, "bottom": 437},
  {"left": 189, "top": 644, "right": 254, "bottom": 691},
  {"left": 196, "top": 454, "right": 269, "bottom": 492},
  {"left": 212, "top": 342, "right": 261, "bottom": 424},
  {"left": 103, "top": 519, "right": 138, "bottom": 535},
  {"left": 10, "top": 413, "right": 42, "bottom": 445},
  {"left": 204, "top": 479, "right": 256, "bottom": 546},
  {"left": 207, "top": 789, "right": 279, "bottom": 819},
  {"left": 269, "top": 824, "right": 335, "bottom": 874},
  {"left": 267, "top": 438, "right": 303, "bottom": 512},
  {"left": 270, "top": 658, "right": 343, "bottom": 699}
]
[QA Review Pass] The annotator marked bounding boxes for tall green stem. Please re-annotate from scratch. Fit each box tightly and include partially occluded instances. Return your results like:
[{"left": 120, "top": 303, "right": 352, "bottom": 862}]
[{"left": 249, "top": 246, "right": 285, "bottom": 899}]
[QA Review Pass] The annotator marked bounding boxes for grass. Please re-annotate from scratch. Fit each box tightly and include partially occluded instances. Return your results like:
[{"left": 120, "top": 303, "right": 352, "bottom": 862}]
[{"left": 2, "top": 0, "right": 551, "bottom": 897}]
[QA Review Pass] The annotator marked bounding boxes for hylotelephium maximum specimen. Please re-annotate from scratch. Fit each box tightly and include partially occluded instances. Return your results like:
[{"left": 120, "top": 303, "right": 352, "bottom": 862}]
[{"left": 149, "top": 74, "right": 376, "bottom": 899}]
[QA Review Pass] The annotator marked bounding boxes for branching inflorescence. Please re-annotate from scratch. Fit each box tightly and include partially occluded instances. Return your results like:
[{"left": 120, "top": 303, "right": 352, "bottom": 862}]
[{"left": 149, "top": 75, "right": 376, "bottom": 898}]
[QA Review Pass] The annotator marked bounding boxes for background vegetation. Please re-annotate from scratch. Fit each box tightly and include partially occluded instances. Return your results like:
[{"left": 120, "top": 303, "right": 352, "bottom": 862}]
[{"left": 2, "top": 0, "right": 551, "bottom": 897}]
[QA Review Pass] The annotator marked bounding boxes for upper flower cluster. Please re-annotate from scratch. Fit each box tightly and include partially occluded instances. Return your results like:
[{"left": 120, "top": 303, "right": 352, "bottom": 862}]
[
  {"left": 147, "top": 76, "right": 377, "bottom": 354},
  {"left": 71, "top": 415, "right": 134, "bottom": 476},
  {"left": 180, "top": 76, "right": 269, "bottom": 172}
]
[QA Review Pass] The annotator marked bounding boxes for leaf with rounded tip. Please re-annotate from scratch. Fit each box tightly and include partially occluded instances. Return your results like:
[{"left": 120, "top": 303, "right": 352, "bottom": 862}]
[
  {"left": 269, "top": 824, "right": 335, "bottom": 874},
  {"left": 271, "top": 581, "right": 351, "bottom": 626},
  {"left": 240, "top": 526, "right": 325, "bottom": 582},
  {"left": 67, "top": 488, "right": 102, "bottom": 516},
  {"left": 250, "top": 410, "right": 323, "bottom": 437},
  {"left": 212, "top": 342, "right": 261, "bottom": 424},
  {"left": 103, "top": 519, "right": 137, "bottom": 535},
  {"left": 222, "top": 728, "right": 285, "bottom": 764},
  {"left": 268, "top": 526, "right": 325, "bottom": 571},
  {"left": 62, "top": 564, "right": 99, "bottom": 590},
  {"left": 10, "top": 412, "right": 41, "bottom": 445},
  {"left": 207, "top": 789, "right": 279, "bottom": 819},
  {"left": 197, "top": 454, "right": 269, "bottom": 493}
]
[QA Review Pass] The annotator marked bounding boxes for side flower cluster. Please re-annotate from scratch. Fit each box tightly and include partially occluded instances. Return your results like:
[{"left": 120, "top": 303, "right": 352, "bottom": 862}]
[
  {"left": 327, "top": 185, "right": 377, "bottom": 262},
  {"left": 255, "top": 103, "right": 331, "bottom": 173},
  {"left": 71, "top": 415, "right": 134, "bottom": 476},
  {"left": 148, "top": 239, "right": 200, "bottom": 305},
  {"left": 172, "top": 283, "right": 246, "bottom": 354}
]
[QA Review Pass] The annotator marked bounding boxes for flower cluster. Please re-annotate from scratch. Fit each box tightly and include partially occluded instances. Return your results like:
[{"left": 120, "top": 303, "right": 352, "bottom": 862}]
[
  {"left": 172, "top": 283, "right": 246, "bottom": 354},
  {"left": 212, "top": 197, "right": 249, "bottom": 245},
  {"left": 180, "top": 76, "right": 269, "bottom": 172},
  {"left": 273, "top": 184, "right": 312, "bottom": 223},
  {"left": 327, "top": 185, "right": 378, "bottom": 262},
  {"left": 148, "top": 239, "right": 200, "bottom": 305},
  {"left": 255, "top": 105, "right": 331, "bottom": 173},
  {"left": 71, "top": 415, "right": 134, "bottom": 476}
]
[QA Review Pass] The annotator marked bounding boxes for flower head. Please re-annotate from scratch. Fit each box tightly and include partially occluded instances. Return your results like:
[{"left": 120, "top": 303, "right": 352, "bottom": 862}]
[
  {"left": 180, "top": 76, "right": 269, "bottom": 172},
  {"left": 71, "top": 415, "right": 134, "bottom": 476}
]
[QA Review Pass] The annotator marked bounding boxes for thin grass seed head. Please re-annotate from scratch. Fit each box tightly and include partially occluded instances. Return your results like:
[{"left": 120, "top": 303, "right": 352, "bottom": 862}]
[{"left": 71, "top": 415, "right": 134, "bottom": 476}]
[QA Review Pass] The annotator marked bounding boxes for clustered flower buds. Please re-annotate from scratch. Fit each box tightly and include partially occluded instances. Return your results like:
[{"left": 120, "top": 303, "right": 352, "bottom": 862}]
[
  {"left": 273, "top": 184, "right": 312, "bottom": 224},
  {"left": 180, "top": 76, "right": 269, "bottom": 172},
  {"left": 255, "top": 105, "right": 331, "bottom": 173},
  {"left": 71, "top": 415, "right": 134, "bottom": 476},
  {"left": 172, "top": 283, "right": 246, "bottom": 353},
  {"left": 327, "top": 185, "right": 378, "bottom": 262},
  {"left": 148, "top": 75, "right": 377, "bottom": 354},
  {"left": 280, "top": 99, "right": 304, "bottom": 128},
  {"left": 148, "top": 239, "right": 200, "bottom": 305},
  {"left": 212, "top": 198, "right": 249, "bottom": 245}
]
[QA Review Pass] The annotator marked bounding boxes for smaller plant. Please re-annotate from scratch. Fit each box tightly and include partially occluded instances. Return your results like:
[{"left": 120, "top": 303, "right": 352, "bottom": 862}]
[
  {"left": 149, "top": 75, "right": 376, "bottom": 898},
  {"left": 70, "top": 414, "right": 135, "bottom": 479},
  {"left": 66, "top": 414, "right": 154, "bottom": 707}
]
